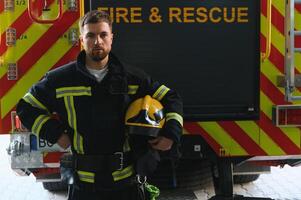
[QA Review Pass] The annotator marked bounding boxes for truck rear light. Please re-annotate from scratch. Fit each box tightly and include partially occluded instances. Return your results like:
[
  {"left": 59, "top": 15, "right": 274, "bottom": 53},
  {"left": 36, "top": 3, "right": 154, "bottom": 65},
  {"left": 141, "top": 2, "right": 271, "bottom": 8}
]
[
  {"left": 11, "top": 111, "right": 28, "bottom": 132},
  {"left": 272, "top": 105, "right": 301, "bottom": 127}
]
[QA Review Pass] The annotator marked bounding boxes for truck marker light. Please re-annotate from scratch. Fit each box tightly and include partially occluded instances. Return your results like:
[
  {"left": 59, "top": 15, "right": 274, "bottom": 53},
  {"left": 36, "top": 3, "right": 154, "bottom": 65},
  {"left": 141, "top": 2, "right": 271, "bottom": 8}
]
[
  {"left": 7, "top": 63, "right": 18, "bottom": 80},
  {"left": 6, "top": 28, "right": 16, "bottom": 46},
  {"left": 4, "top": 0, "right": 14, "bottom": 12},
  {"left": 273, "top": 105, "right": 301, "bottom": 127}
]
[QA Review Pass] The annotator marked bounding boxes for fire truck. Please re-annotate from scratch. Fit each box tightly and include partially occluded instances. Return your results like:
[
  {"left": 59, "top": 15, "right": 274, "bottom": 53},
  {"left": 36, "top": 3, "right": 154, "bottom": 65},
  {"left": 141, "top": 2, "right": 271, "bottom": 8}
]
[{"left": 1, "top": 0, "right": 301, "bottom": 199}]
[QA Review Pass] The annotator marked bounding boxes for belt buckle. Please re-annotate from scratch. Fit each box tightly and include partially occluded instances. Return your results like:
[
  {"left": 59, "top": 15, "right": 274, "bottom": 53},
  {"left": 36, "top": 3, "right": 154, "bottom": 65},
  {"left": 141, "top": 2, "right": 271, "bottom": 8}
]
[{"left": 114, "top": 152, "right": 124, "bottom": 170}]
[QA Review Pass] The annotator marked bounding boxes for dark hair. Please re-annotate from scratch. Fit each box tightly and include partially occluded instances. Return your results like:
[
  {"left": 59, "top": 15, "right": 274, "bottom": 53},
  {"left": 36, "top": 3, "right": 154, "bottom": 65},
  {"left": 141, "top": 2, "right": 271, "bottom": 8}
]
[{"left": 79, "top": 10, "right": 112, "bottom": 33}]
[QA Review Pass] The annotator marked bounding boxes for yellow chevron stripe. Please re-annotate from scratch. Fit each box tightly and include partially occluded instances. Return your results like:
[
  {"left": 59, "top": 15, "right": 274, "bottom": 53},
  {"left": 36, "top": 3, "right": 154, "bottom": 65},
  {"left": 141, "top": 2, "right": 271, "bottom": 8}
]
[
  {"left": 235, "top": 121, "right": 260, "bottom": 145},
  {"left": 260, "top": 91, "right": 300, "bottom": 147},
  {"left": 0, "top": 2, "right": 62, "bottom": 79},
  {"left": 273, "top": 0, "right": 301, "bottom": 30},
  {"left": 261, "top": 59, "right": 301, "bottom": 99},
  {"left": 235, "top": 121, "right": 284, "bottom": 155},
  {"left": 0, "top": 25, "right": 49, "bottom": 79},
  {"left": 260, "top": 91, "right": 274, "bottom": 119},
  {"left": 198, "top": 122, "right": 247, "bottom": 156},
  {"left": 261, "top": 60, "right": 284, "bottom": 93},
  {"left": 259, "top": 125, "right": 286, "bottom": 156},
  {"left": 261, "top": 14, "right": 284, "bottom": 55},
  {"left": 0, "top": 2, "right": 27, "bottom": 36},
  {"left": 271, "top": 0, "right": 284, "bottom": 16},
  {"left": 1, "top": 20, "right": 79, "bottom": 118}
]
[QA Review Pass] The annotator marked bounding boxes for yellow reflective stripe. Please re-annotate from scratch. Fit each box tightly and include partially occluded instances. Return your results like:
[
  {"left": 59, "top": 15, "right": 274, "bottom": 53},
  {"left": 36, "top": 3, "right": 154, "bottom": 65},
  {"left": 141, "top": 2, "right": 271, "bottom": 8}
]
[
  {"left": 22, "top": 92, "right": 49, "bottom": 112},
  {"left": 112, "top": 165, "right": 134, "bottom": 182},
  {"left": 166, "top": 112, "right": 183, "bottom": 127},
  {"left": 32, "top": 115, "right": 50, "bottom": 136},
  {"left": 128, "top": 85, "right": 139, "bottom": 94},
  {"left": 123, "top": 135, "right": 131, "bottom": 152},
  {"left": 56, "top": 86, "right": 92, "bottom": 98},
  {"left": 125, "top": 122, "right": 163, "bottom": 128},
  {"left": 77, "top": 170, "right": 95, "bottom": 183},
  {"left": 152, "top": 85, "right": 170, "bottom": 101},
  {"left": 64, "top": 96, "right": 84, "bottom": 154}
]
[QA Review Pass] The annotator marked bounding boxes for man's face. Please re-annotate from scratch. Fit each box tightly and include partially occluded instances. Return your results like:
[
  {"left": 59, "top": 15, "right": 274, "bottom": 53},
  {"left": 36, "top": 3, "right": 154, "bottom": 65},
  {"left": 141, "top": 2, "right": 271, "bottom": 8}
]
[{"left": 80, "top": 22, "right": 113, "bottom": 62}]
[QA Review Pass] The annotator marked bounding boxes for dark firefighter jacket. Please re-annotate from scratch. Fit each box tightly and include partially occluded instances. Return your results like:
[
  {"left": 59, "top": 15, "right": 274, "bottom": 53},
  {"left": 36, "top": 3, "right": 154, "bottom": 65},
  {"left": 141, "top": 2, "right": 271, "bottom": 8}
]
[{"left": 16, "top": 50, "right": 183, "bottom": 186}]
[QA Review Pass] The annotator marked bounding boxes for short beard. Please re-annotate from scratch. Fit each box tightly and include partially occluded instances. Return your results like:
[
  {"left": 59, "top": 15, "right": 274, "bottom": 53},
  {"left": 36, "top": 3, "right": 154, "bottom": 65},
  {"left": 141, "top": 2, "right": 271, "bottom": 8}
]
[
  {"left": 91, "top": 55, "right": 103, "bottom": 62},
  {"left": 89, "top": 53, "right": 107, "bottom": 62}
]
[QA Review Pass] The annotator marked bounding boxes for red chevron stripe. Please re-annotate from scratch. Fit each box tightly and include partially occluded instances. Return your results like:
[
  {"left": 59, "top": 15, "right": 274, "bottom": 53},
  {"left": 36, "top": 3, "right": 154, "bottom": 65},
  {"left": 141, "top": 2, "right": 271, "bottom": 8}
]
[
  {"left": 0, "top": 45, "right": 79, "bottom": 134},
  {"left": 0, "top": 0, "right": 55, "bottom": 56},
  {"left": 0, "top": 11, "right": 32, "bottom": 56},
  {"left": 296, "top": 4, "right": 301, "bottom": 13},
  {"left": 261, "top": 0, "right": 284, "bottom": 35},
  {"left": 0, "top": 11, "right": 79, "bottom": 97},
  {"left": 260, "top": 34, "right": 284, "bottom": 73},
  {"left": 183, "top": 122, "right": 222, "bottom": 155},
  {"left": 218, "top": 121, "right": 267, "bottom": 155},
  {"left": 257, "top": 112, "right": 301, "bottom": 154},
  {"left": 0, "top": 1, "right": 4, "bottom": 14},
  {"left": 260, "top": 73, "right": 286, "bottom": 105}
]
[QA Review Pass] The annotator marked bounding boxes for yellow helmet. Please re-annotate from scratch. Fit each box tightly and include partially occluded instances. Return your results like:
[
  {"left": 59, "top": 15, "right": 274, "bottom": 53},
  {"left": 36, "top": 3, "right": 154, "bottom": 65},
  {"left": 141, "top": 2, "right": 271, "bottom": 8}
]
[{"left": 125, "top": 95, "right": 165, "bottom": 137}]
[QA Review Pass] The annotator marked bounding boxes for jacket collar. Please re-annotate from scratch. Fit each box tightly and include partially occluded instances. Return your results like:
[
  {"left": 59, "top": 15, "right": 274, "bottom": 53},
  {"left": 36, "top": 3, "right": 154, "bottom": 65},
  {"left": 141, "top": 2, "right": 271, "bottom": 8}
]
[
  {"left": 76, "top": 50, "right": 125, "bottom": 77},
  {"left": 76, "top": 51, "right": 128, "bottom": 94}
]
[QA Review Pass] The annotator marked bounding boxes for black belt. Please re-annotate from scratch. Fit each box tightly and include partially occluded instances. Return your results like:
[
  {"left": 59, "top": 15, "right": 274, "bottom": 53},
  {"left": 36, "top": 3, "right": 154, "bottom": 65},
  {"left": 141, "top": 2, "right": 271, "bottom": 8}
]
[
  {"left": 72, "top": 175, "right": 137, "bottom": 192},
  {"left": 73, "top": 152, "right": 132, "bottom": 172}
]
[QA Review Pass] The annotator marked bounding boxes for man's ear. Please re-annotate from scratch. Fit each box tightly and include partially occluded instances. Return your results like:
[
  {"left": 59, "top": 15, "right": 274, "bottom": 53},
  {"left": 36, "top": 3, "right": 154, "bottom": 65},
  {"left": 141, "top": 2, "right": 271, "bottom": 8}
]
[{"left": 79, "top": 34, "right": 84, "bottom": 45}]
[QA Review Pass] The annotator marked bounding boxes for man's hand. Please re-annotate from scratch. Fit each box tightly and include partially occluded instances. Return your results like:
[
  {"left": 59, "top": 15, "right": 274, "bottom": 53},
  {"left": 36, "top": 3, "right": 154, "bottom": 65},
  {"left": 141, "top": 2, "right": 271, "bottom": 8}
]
[
  {"left": 148, "top": 136, "right": 173, "bottom": 151},
  {"left": 57, "top": 133, "right": 71, "bottom": 149}
]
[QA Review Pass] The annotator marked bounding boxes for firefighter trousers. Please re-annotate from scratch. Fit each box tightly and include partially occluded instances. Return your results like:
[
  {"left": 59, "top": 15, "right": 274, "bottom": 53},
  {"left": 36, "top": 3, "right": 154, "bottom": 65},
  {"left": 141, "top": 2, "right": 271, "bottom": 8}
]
[{"left": 67, "top": 184, "right": 139, "bottom": 200}]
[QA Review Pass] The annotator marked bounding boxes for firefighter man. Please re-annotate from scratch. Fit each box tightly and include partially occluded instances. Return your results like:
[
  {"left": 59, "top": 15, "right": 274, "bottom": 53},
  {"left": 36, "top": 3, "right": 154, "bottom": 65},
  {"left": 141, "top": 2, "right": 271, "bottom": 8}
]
[{"left": 16, "top": 10, "right": 183, "bottom": 200}]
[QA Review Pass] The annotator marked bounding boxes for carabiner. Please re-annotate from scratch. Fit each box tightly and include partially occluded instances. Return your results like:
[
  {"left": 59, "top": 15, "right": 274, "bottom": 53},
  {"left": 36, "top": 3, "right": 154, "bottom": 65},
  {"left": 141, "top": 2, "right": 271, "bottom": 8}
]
[{"left": 136, "top": 174, "right": 147, "bottom": 185}]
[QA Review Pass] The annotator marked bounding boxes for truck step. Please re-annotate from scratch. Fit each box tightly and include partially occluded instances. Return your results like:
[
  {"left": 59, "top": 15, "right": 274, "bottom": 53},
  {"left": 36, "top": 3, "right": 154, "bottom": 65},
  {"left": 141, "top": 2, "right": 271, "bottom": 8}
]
[{"left": 209, "top": 195, "right": 274, "bottom": 200}]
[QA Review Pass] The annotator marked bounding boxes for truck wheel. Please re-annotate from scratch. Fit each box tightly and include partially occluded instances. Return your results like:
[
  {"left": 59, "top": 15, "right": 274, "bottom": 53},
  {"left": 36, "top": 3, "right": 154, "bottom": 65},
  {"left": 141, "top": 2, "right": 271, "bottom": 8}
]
[
  {"left": 233, "top": 174, "right": 260, "bottom": 184},
  {"left": 42, "top": 181, "right": 68, "bottom": 191}
]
